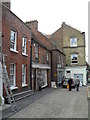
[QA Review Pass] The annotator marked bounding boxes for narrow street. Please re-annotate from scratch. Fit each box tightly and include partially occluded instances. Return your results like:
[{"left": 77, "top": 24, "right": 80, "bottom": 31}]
[{"left": 10, "top": 87, "right": 88, "bottom": 118}]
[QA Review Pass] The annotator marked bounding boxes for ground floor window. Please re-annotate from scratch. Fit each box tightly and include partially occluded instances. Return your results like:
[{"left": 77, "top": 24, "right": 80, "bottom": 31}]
[
  {"left": 57, "top": 71, "right": 64, "bottom": 85},
  {"left": 38, "top": 69, "right": 47, "bottom": 87},
  {"left": 22, "top": 64, "right": 26, "bottom": 86},
  {"left": 10, "top": 63, "right": 16, "bottom": 87}
]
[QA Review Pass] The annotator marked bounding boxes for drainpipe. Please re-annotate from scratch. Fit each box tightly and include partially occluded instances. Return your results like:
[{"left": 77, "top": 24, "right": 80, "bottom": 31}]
[
  {"left": 51, "top": 51, "right": 53, "bottom": 81},
  {"left": 30, "top": 39, "right": 33, "bottom": 90}
]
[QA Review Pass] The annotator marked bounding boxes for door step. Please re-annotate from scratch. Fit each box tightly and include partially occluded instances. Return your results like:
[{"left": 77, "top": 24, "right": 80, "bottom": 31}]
[{"left": 13, "top": 90, "right": 34, "bottom": 101}]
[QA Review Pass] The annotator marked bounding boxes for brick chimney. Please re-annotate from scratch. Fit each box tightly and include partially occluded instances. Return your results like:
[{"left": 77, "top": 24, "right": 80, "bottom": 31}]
[
  {"left": 2, "top": 1, "right": 11, "bottom": 9},
  {"left": 61, "top": 22, "right": 66, "bottom": 27},
  {"left": 26, "top": 20, "right": 38, "bottom": 32}
]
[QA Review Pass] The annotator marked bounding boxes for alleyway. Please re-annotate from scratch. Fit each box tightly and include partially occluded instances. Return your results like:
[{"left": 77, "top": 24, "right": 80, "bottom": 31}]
[{"left": 10, "top": 87, "right": 88, "bottom": 118}]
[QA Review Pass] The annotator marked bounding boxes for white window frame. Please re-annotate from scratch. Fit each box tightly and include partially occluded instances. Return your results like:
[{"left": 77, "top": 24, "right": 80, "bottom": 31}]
[
  {"left": 22, "top": 37, "right": 27, "bottom": 54},
  {"left": 10, "top": 63, "right": 16, "bottom": 87},
  {"left": 35, "top": 44, "right": 39, "bottom": 59},
  {"left": 47, "top": 52, "right": 49, "bottom": 62},
  {"left": 71, "top": 54, "right": 78, "bottom": 64},
  {"left": 70, "top": 37, "right": 77, "bottom": 47},
  {"left": 22, "top": 64, "right": 26, "bottom": 86},
  {"left": 10, "top": 30, "right": 17, "bottom": 51}
]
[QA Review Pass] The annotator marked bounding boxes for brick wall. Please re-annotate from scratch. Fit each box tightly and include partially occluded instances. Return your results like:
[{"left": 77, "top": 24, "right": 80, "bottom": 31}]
[
  {"left": 2, "top": 5, "right": 31, "bottom": 94},
  {"left": 62, "top": 24, "right": 86, "bottom": 66}
]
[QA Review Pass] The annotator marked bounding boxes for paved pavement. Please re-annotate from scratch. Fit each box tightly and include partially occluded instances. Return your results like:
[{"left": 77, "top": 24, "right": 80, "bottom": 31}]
[{"left": 9, "top": 86, "right": 88, "bottom": 118}]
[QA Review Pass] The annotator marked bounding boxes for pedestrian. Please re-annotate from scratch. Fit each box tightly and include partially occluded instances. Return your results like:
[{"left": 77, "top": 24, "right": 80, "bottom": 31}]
[
  {"left": 75, "top": 76, "right": 80, "bottom": 91},
  {"left": 62, "top": 76, "right": 65, "bottom": 86},
  {"left": 68, "top": 78, "right": 73, "bottom": 91}
]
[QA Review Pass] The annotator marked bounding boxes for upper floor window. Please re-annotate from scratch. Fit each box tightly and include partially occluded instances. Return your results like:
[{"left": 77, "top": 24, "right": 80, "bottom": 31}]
[
  {"left": 22, "top": 37, "right": 27, "bottom": 54},
  {"left": 10, "top": 30, "right": 17, "bottom": 51},
  {"left": 47, "top": 52, "right": 49, "bottom": 63},
  {"left": 59, "top": 54, "right": 61, "bottom": 63},
  {"left": 70, "top": 37, "right": 77, "bottom": 47},
  {"left": 35, "top": 44, "right": 39, "bottom": 59},
  {"left": 71, "top": 54, "right": 78, "bottom": 64}
]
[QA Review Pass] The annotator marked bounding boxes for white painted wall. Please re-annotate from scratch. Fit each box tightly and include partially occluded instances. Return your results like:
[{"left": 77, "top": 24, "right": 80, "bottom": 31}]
[{"left": 65, "top": 66, "right": 87, "bottom": 85}]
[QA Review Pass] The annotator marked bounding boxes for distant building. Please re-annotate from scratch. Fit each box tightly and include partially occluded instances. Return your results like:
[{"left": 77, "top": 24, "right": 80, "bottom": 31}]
[{"left": 50, "top": 22, "right": 87, "bottom": 85}]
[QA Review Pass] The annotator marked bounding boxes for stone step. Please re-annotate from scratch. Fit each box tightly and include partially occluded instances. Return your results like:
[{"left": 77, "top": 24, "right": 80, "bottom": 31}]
[{"left": 13, "top": 90, "right": 34, "bottom": 101}]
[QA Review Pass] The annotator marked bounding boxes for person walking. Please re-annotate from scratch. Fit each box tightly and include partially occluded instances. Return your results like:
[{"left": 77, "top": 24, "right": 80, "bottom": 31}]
[
  {"left": 68, "top": 78, "right": 73, "bottom": 91},
  {"left": 75, "top": 76, "right": 80, "bottom": 91}
]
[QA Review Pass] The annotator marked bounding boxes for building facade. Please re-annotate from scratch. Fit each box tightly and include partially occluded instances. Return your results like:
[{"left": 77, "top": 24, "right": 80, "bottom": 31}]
[
  {"left": 51, "top": 49, "right": 66, "bottom": 86},
  {"left": 2, "top": 3, "right": 31, "bottom": 98},
  {"left": 26, "top": 20, "right": 52, "bottom": 90},
  {"left": 50, "top": 22, "right": 87, "bottom": 85}
]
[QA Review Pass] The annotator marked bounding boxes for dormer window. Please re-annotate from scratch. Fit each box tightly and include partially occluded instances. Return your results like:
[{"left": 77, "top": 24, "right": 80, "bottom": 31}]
[{"left": 70, "top": 37, "right": 77, "bottom": 47}]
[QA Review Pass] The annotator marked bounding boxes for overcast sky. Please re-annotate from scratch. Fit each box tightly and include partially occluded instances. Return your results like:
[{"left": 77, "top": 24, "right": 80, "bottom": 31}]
[{"left": 11, "top": 0, "right": 89, "bottom": 61}]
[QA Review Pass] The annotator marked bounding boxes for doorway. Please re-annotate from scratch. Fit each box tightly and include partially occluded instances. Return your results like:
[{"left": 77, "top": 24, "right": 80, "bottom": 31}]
[{"left": 33, "top": 69, "right": 36, "bottom": 90}]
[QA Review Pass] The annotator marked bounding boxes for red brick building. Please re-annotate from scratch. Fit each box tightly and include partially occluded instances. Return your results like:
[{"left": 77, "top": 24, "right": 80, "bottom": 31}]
[
  {"left": 1, "top": 2, "right": 66, "bottom": 103},
  {"left": 26, "top": 20, "right": 66, "bottom": 88},
  {"left": 2, "top": 3, "right": 31, "bottom": 97},
  {"left": 26, "top": 20, "right": 52, "bottom": 90}
]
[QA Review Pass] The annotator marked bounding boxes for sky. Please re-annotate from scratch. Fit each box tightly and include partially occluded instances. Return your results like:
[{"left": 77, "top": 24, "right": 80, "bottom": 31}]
[{"left": 11, "top": 0, "right": 89, "bottom": 61}]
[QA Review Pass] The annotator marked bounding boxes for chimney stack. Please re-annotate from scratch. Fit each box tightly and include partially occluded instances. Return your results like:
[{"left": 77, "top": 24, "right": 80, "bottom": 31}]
[
  {"left": 26, "top": 20, "right": 38, "bottom": 32},
  {"left": 2, "top": 1, "right": 11, "bottom": 9}
]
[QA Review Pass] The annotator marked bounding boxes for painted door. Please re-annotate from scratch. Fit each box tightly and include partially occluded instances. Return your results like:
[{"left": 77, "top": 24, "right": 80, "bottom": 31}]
[{"left": 57, "top": 71, "right": 62, "bottom": 85}]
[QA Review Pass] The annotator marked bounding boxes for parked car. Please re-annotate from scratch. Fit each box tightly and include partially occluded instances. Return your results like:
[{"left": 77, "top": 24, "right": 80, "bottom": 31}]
[{"left": 62, "top": 78, "right": 69, "bottom": 88}]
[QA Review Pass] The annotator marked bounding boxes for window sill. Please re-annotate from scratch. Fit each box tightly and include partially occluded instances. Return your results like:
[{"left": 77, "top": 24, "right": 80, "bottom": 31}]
[
  {"left": 22, "top": 84, "right": 28, "bottom": 87},
  {"left": 22, "top": 53, "right": 28, "bottom": 57},
  {"left": 10, "top": 49, "right": 18, "bottom": 54},
  {"left": 10, "top": 86, "right": 18, "bottom": 90}
]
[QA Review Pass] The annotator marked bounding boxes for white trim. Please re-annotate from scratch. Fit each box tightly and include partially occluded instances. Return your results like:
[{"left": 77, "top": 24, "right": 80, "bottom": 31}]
[
  {"left": 10, "top": 63, "right": 16, "bottom": 87},
  {"left": 65, "top": 65, "right": 87, "bottom": 85},
  {"left": 32, "top": 63, "right": 50, "bottom": 69},
  {"left": 22, "top": 64, "right": 26, "bottom": 85},
  {"left": 10, "top": 48, "right": 18, "bottom": 53},
  {"left": 22, "top": 84, "right": 28, "bottom": 87},
  {"left": 22, "top": 53, "right": 28, "bottom": 57},
  {"left": 10, "top": 86, "right": 18, "bottom": 90},
  {"left": 70, "top": 37, "right": 77, "bottom": 47},
  {"left": 41, "top": 84, "right": 47, "bottom": 88},
  {"left": 22, "top": 36, "right": 27, "bottom": 54},
  {"left": 10, "top": 30, "right": 17, "bottom": 51}
]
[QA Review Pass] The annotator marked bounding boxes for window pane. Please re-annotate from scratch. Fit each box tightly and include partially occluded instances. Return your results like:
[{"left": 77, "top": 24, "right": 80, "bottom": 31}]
[
  {"left": 10, "top": 30, "right": 16, "bottom": 50},
  {"left": 71, "top": 54, "right": 78, "bottom": 64},
  {"left": 10, "top": 64, "right": 15, "bottom": 86},
  {"left": 70, "top": 38, "right": 77, "bottom": 47},
  {"left": 22, "top": 64, "right": 26, "bottom": 84},
  {"left": 22, "top": 37, "right": 26, "bottom": 54}
]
